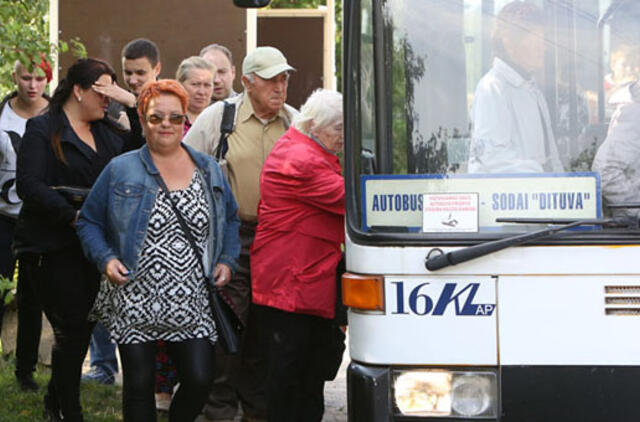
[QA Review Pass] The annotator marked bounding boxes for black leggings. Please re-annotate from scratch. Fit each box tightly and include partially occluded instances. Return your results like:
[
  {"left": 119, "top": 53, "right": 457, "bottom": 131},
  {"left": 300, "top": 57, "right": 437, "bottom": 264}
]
[
  {"left": 29, "top": 248, "right": 100, "bottom": 422},
  {"left": 118, "top": 338, "right": 215, "bottom": 422}
]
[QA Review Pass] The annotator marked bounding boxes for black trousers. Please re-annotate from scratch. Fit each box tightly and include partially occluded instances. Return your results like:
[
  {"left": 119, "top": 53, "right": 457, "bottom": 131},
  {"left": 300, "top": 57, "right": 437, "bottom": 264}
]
[
  {"left": 0, "top": 215, "right": 16, "bottom": 334},
  {"left": 14, "top": 252, "right": 43, "bottom": 379},
  {"left": 27, "top": 247, "right": 100, "bottom": 422},
  {"left": 119, "top": 338, "right": 215, "bottom": 422},
  {"left": 260, "top": 305, "right": 334, "bottom": 422},
  {"left": 204, "top": 222, "right": 268, "bottom": 421}
]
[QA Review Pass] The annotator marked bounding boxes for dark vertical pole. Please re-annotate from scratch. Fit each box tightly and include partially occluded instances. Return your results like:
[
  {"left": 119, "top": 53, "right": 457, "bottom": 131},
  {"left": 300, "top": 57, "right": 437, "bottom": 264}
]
[
  {"left": 344, "top": 0, "right": 363, "bottom": 233},
  {"left": 372, "top": 0, "right": 393, "bottom": 173},
  {"left": 405, "top": 40, "right": 415, "bottom": 174}
]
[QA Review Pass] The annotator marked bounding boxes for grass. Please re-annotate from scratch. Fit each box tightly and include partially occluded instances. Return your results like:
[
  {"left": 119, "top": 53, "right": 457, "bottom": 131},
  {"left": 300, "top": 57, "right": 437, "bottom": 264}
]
[{"left": 0, "top": 354, "right": 169, "bottom": 422}]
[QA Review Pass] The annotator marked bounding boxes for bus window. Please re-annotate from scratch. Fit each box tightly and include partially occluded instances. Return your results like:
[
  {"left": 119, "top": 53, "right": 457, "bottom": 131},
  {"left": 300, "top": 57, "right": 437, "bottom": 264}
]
[
  {"left": 351, "top": 0, "right": 640, "bottom": 235},
  {"left": 593, "top": 44, "right": 640, "bottom": 219}
]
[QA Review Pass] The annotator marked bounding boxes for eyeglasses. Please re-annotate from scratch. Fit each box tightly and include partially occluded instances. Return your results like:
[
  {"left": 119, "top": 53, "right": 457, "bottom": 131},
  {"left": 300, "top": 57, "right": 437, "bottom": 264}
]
[{"left": 146, "top": 113, "right": 186, "bottom": 125}]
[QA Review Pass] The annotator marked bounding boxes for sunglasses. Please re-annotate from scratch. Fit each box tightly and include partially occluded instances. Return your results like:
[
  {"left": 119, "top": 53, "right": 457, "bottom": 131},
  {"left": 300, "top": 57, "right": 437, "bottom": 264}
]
[{"left": 146, "top": 113, "right": 186, "bottom": 125}]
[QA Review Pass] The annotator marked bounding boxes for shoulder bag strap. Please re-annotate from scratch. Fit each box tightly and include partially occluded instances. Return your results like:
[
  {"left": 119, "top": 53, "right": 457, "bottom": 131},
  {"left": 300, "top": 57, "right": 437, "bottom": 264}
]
[
  {"left": 152, "top": 172, "right": 207, "bottom": 275},
  {"left": 215, "top": 101, "right": 236, "bottom": 161},
  {"left": 152, "top": 171, "right": 244, "bottom": 351}
]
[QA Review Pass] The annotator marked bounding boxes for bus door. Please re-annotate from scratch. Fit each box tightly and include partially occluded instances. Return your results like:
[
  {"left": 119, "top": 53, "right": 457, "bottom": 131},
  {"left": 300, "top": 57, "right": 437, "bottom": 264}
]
[{"left": 343, "top": 0, "right": 640, "bottom": 421}]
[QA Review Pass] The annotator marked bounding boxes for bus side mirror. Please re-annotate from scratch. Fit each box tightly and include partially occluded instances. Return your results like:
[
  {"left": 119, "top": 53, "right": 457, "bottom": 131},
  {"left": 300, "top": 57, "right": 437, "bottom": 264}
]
[{"left": 233, "top": 0, "right": 271, "bottom": 7}]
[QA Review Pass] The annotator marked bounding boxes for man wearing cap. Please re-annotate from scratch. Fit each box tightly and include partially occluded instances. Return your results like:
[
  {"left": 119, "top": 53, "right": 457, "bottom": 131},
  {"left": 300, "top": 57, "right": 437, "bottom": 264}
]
[
  {"left": 0, "top": 58, "right": 50, "bottom": 392},
  {"left": 184, "top": 46, "right": 297, "bottom": 422}
]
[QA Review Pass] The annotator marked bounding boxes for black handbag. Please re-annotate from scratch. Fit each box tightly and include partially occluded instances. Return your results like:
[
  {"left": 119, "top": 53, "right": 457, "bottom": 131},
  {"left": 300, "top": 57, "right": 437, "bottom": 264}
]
[
  {"left": 51, "top": 185, "right": 90, "bottom": 209},
  {"left": 206, "top": 280, "right": 243, "bottom": 354},
  {"left": 152, "top": 172, "right": 243, "bottom": 354}
]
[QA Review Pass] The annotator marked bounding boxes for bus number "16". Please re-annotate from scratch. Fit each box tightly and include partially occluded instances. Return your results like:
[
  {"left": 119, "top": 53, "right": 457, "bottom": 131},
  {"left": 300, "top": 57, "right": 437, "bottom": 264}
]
[{"left": 391, "top": 281, "right": 495, "bottom": 316}]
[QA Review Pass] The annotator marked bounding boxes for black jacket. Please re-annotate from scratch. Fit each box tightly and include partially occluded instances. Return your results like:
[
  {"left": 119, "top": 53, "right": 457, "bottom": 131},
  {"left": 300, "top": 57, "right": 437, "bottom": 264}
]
[
  {"left": 124, "top": 105, "right": 145, "bottom": 151},
  {"left": 105, "top": 101, "right": 145, "bottom": 151},
  {"left": 14, "top": 111, "right": 125, "bottom": 254}
]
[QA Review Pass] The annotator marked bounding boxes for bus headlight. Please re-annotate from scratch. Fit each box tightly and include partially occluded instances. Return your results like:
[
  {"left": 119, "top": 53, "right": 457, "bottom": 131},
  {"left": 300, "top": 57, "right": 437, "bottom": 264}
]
[
  {"left": 451, "top": 374, "right": 494, "bottom": 416},
  {"left": 393, "top": 370, "right": 497, "bottom": 418}
]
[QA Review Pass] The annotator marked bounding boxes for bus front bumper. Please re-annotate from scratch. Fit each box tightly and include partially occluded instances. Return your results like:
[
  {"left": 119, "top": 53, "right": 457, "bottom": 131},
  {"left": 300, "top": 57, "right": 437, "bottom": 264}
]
[
  {"left": 347, "top": 361, "right": 498, "bottom": 421},
  {"left": 348, "top": 361, "right": 640, "bottom": 421}
]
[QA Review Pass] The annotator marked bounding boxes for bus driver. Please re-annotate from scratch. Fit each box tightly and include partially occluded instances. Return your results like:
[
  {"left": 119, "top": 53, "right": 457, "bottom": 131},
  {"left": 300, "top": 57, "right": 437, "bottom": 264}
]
[{"left": 468, "top": 1, "right": 564, "bottom": 174}]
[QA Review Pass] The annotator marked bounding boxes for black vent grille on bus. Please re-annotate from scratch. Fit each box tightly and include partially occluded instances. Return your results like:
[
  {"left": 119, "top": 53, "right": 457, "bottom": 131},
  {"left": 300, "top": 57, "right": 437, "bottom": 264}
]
[{"left": 605, "top": 286, "right": 640, "bottom": 316}]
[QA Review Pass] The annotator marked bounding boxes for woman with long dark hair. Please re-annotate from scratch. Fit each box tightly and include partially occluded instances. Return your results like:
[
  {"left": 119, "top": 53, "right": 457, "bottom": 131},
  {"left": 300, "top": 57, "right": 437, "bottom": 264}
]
[{"left": 15, "top": 58, "right": 125, "bottom": 422}]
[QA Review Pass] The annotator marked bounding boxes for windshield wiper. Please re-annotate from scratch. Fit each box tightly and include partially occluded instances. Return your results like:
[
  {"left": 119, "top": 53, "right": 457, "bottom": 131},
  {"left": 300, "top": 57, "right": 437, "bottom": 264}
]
[
  {"left": 424, "top": 217, "right": 628, "bottom": 271},
  {"left": 607, "top": 202, "right": 640, "bottom": 209}
]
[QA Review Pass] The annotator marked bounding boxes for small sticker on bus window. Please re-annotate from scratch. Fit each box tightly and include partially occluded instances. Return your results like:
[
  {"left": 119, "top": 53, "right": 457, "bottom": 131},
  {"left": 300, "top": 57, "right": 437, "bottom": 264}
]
[{"left": 423, "top": 193, "right": 479, "bottom": 233}]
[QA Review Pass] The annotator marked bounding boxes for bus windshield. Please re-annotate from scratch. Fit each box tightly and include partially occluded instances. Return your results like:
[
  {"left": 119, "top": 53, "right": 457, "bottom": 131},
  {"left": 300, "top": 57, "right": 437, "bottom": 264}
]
[{"left": 348, "top": 0, "right": 640, "bottom": 239}]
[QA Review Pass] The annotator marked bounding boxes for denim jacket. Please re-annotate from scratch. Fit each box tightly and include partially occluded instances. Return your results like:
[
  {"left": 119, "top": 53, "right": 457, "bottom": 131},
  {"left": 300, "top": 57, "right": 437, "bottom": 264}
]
[{"left": 76, "top": 143, "right": 240, "bottom": 280}]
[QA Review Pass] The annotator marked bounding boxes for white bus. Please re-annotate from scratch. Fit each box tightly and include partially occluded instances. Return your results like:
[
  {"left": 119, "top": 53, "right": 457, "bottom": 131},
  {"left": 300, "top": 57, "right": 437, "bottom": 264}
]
[{"left": 339, "top": 0, "right": 640, "bottom": 421}]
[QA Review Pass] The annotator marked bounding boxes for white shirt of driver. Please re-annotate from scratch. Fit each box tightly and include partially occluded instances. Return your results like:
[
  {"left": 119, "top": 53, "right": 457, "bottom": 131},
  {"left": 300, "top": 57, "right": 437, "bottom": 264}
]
[{"left": 468, "top": 57, "right": 564, "bottom": 174}]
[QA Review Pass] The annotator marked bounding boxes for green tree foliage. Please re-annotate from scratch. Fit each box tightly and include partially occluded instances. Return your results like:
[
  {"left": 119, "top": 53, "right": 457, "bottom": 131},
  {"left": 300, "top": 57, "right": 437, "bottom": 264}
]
[{"left": 0, "top": 0, "right": 86, "bottom": 97}]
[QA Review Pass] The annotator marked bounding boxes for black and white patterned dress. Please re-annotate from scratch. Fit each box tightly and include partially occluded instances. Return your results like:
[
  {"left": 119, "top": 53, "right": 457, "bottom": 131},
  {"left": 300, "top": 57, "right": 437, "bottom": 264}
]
[{"left": 90, "top": 170, "right": 217, "bottom": 344}]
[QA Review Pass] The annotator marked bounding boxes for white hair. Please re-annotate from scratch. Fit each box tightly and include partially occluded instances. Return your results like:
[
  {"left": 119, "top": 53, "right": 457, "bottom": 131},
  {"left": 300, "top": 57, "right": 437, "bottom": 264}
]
[
  {"left": 175, "top": 56, "right": 215, "bottom": 83},
  {"left": 293, "top": 89, "right": 343, "bottom": 135},
  {"left": 242, "top": 72, "right": 255, "bottom": 87}
]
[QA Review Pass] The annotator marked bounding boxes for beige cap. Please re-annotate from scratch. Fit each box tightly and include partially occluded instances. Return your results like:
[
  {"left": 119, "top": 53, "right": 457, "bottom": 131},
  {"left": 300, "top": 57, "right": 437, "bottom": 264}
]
[{"left": 242, "top": 46, "right": 295, "bottom": 79}]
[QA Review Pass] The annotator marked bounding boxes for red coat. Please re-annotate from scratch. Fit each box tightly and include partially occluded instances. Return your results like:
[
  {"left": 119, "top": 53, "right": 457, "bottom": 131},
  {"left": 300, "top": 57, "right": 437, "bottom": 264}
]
[{"left": 250, "top": 126, "right": 345, "bottom": 319}]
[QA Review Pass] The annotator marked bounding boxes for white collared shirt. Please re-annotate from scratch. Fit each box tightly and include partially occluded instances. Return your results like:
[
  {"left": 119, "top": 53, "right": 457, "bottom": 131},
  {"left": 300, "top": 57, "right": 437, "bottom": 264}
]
[{"left": 468, "top": 57, "right": 564, "bottom": 174}]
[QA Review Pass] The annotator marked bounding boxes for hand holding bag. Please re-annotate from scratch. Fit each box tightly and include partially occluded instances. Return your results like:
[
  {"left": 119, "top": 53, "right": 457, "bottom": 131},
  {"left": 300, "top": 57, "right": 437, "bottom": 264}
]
[
  {"left": 51, "top": 185, "right": 90, "bottom": 209},
  {"left": 206, "top": 282, "right": 243, "bottom": 354},
  {"left": 153, "top": 172, "right": 243, "bottom": 354}
]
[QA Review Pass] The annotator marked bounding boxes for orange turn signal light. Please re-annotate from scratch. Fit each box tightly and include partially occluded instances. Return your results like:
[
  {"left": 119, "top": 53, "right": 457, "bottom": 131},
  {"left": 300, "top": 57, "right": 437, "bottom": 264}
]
[{"left": 342, "top": 273, "right": 384, "bottom": 311}]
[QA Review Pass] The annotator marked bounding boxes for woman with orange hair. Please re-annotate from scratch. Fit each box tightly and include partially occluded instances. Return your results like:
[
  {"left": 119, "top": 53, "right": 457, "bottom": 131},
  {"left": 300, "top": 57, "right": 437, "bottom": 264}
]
[{"left": 77, "top": 79, "right": 240, "bottom": 421}]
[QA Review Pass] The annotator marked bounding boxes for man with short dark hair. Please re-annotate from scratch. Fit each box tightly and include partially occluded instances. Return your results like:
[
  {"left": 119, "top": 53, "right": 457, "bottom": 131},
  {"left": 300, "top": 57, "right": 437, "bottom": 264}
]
[
  {"left": 0, "top": 58, "right": 50, "bottom": 392},
  {"left": 185, "top": 46, "right": 297, "bottom": 422},
  {"left": 91, "top": 38, "right": 162, "bottom": 151},
  {"left": 121, "top": 38, "right": 162, "bottom": 97},
  {"left": 200, "top": 43, "right": 237, "bottom": 101}
]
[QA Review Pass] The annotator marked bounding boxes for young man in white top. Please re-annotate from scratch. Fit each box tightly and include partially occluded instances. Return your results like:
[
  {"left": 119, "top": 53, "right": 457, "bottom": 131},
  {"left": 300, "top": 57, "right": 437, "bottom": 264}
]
[{"left": 0, "top": 58, "right": 50, "bottom": 392}]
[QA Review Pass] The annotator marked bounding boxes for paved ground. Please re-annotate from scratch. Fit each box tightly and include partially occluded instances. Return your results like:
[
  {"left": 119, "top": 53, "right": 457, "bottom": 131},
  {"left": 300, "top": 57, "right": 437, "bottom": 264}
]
[
  {"left": 4, "top": 305, "right": 349, "bottom": 420},
  {"left": 322, "top": 342, "right": 349, "bottom": 422},
  {"left": 82, "top": 338, "right": 350, "bottom": 422}
]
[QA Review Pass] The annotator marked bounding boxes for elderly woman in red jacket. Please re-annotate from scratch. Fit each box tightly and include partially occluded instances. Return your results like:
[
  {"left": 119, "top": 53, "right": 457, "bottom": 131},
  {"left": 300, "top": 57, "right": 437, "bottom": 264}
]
[{"left": 250, "top": 89, "right": 344, "bottom": 422}]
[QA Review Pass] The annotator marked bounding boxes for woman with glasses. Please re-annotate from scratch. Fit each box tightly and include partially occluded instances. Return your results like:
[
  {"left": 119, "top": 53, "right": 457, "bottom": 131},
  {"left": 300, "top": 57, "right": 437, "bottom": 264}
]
[
  {"left": 14, "top": 58, "right": 124, "bottom": 422},
  {"left": 76, "top": 79, "right": 240, "bottom": 422},
  {"left": 150, "top": 58, "right": 216, "bottom": 413}
]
